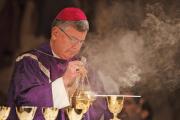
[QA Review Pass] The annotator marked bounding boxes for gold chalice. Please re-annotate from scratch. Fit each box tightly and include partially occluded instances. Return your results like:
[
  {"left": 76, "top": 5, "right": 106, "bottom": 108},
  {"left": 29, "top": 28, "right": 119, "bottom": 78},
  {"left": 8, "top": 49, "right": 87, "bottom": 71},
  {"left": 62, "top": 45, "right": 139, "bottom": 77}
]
[
  {"left": 66, "top": 90, "right": 95, "bottom": 120},
  {"left": 16, "top": 106, "right": 37, "bottom": 120},
  {"left": 107, "top": 96, "right": 124, "bottom": 120},
  {"left": 0, "top": 106, "right": 11, "bottom": 120},
  {"left": 66, "top": 107, "right": 84, "bottom": 120},
  {"left": 42, "top": 107, "right": 59, "bottom": 120}
]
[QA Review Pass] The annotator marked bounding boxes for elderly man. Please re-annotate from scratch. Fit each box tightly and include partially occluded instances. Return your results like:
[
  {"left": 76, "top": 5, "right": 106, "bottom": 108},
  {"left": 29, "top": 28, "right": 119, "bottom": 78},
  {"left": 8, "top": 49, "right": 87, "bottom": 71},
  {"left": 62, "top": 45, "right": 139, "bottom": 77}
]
[{"left": 7, "top": 7, "right": 106, "bottom": 120}]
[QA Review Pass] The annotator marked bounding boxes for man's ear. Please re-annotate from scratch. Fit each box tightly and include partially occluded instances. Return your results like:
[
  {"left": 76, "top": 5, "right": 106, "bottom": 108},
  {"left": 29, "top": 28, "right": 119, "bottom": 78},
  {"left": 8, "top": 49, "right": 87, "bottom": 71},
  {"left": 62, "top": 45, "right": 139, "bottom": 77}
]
[{"left": 51, "top": 26, "right": 60, "bottom": 40}]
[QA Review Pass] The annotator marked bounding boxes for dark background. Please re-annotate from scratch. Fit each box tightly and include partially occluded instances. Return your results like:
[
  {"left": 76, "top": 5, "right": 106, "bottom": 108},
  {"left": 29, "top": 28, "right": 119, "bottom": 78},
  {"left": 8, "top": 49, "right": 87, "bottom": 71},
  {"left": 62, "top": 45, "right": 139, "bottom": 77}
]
[{"left": 0, "top": 0, "right": 180, "bottom": 119}]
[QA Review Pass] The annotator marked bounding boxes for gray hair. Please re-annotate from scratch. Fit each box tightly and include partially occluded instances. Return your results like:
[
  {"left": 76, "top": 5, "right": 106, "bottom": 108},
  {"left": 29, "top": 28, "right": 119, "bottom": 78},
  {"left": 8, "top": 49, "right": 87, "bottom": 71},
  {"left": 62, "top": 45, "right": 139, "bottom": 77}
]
[{"left": 51, "top": 19, "right": 89, "bottom": 32}]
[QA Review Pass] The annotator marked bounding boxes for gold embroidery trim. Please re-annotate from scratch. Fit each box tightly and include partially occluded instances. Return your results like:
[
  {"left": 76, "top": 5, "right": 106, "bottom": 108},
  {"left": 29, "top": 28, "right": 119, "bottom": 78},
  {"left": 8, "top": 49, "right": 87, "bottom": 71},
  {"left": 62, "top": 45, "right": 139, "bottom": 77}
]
[{"left": 16, "top": 53, "right": 51, "bottom": 83}]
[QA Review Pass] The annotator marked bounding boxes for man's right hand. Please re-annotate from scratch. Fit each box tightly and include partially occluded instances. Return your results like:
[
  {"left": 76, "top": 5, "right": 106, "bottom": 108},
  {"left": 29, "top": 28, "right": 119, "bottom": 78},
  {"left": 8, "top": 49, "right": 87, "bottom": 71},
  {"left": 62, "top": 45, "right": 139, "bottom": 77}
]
[{"left": 62, "top": 60, "right": 87, "bottom": 97}]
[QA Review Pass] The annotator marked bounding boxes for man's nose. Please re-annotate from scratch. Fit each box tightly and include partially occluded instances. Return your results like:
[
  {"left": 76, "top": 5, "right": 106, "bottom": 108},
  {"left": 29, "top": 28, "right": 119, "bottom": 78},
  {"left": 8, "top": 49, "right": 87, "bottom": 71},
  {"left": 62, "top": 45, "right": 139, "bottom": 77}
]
[
  {"left": 70, "top": 45, "right": 80, "bottom": 53},
  {"left": 72, "top": 41, "right": 83, "bottom": 48}
]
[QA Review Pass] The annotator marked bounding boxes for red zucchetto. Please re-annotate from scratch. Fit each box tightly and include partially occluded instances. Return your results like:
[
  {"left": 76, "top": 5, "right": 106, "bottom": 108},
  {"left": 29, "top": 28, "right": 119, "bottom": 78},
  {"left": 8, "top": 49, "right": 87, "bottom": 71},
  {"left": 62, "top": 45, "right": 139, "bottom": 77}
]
[{"left": 55, "top": 7, "right": 87, "bottom": 21}]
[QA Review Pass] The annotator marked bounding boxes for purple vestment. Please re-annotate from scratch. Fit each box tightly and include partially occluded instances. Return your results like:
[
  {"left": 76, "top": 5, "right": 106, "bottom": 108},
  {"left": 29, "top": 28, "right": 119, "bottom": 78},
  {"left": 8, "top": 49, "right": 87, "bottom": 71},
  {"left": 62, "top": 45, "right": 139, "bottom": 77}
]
[{"left": 7, "top": 42, "right": 110, "bottom": 120}]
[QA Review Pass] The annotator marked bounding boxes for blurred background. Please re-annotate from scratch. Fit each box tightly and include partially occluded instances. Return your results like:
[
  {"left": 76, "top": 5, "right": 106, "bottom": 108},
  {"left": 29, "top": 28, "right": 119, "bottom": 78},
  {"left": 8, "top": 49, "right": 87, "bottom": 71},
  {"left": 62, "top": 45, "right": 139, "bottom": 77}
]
[{"left": 0, "top": 0, "right": 180, "bottom": 119}]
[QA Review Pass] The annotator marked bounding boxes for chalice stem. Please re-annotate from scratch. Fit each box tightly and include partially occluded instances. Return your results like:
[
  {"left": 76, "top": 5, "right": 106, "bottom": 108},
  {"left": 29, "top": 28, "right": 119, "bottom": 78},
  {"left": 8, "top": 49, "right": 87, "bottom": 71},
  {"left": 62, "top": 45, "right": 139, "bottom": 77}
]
[{"left": 111, "top": 113, "right": 119, "bottom": 120}]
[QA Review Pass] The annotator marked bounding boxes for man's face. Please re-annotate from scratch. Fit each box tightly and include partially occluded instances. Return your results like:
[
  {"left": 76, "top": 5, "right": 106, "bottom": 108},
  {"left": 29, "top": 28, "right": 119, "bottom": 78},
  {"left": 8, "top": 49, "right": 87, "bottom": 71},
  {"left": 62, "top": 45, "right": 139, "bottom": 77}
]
[
  {"left": 121, "top": 97, "right": 141, "bottom": 120},
  {"left": 51, "top": 26, "right": 87, "bottom": 60},
  {"left": 124, "top": 97, "right": 140, "bottom": 114}
]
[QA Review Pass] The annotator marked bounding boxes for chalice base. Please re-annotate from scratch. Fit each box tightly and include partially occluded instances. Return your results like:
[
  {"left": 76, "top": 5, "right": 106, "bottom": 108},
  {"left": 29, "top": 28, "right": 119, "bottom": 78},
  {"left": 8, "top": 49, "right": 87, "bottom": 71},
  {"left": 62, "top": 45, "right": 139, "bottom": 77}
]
[{"left": 110, "top": 118, "right": 120, "bottom": 120}]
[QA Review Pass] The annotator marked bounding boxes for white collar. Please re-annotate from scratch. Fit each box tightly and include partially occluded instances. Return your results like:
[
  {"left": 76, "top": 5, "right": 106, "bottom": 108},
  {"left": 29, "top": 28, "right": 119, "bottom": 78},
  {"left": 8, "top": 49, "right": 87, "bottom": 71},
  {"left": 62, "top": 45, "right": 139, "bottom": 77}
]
[{"left": 51, "top": 49, "right": 60, "bottom": 59}]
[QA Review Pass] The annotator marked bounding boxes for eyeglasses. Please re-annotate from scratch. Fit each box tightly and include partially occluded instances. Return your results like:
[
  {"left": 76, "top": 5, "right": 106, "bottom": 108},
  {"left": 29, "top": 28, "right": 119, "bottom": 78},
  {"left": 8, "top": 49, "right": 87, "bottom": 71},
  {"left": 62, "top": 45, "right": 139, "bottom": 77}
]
[{"left": 58, "top": 27, "right": 84, "bottom": 45}]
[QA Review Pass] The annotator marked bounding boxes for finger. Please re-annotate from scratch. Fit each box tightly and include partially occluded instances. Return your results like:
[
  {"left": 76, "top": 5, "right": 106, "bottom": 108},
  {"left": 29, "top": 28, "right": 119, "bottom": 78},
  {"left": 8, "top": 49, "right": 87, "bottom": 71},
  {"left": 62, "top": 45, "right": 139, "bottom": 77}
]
[
  {"left": 69, "top": 61, "right": 84, "bottom": 66},
  {"left": 69, "top": 63, "right": 82, "bottom": 71},
  {"left": 69, "top": 65, "right": 86, "bottom": 76}
]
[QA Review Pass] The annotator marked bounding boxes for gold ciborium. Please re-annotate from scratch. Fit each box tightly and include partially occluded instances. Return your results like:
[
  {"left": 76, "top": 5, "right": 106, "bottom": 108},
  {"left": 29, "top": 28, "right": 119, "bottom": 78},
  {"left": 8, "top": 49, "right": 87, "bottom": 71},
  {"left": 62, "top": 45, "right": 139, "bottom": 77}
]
[
  {"left": 107, "top": 96, "right": 124, "bottom": 120},
  {"left": 42, "top": 107, "right": 59, "bottom": 120},
  {"left": 0, "top": 106, "right": 11, "bottom": 120},
  {"left": 66, "top": 90, "right": 95, "bottom": 120},
  {"left": 16, "top": 106, "right": 37, "bottom": 120}
]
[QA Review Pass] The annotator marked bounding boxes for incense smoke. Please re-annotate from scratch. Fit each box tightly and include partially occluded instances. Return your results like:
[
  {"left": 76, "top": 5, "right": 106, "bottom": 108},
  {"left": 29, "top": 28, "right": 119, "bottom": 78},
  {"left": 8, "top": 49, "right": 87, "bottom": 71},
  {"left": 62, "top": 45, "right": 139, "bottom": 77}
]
[{"left": 81, "top": 1, "right": 180, "bottom": 95}]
